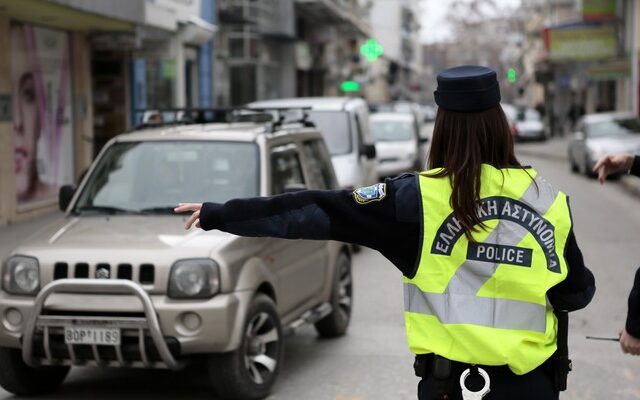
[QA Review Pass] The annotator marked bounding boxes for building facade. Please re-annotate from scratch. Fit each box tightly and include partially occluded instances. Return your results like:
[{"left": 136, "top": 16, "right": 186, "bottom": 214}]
[
  {"left": 366, "top": 0, "right": 422, "bottom": 103},
  {"left": 0, "top": 0, "right": 217, "bottom": 227}
]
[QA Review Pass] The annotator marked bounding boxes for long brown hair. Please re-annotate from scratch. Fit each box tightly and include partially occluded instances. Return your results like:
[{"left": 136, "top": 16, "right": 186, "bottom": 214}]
[{"left": 425, "top": 105, "right": 521, "bottom": 239}]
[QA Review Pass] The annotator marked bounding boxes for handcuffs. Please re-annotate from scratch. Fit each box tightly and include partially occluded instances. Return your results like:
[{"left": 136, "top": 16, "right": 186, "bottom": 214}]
[{"left": 459, "top": 367, "right": 491, "bottom": 400}]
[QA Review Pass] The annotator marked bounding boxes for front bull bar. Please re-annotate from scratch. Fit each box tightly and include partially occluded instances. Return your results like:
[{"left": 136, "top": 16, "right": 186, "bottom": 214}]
[{"left": 22, "top": 279, "right": 180, "bottom": 370}]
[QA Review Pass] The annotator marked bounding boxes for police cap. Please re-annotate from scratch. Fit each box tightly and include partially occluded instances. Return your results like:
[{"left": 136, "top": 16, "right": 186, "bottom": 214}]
[{"left": 434, "top": 65, "right": 501, "bottom": 112}]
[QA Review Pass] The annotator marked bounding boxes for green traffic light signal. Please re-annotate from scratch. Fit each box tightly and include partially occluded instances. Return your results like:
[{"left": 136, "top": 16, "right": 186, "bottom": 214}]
[{"left": 507, "top": 68, "right": 517, "bottom": 83}]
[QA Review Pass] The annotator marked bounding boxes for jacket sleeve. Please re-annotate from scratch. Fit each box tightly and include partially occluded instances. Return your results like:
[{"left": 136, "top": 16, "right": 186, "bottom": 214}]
[
  {"left": 631, "top": 155, "right": 640, "bottom": 178},
  {"left": 547, "top": 230, "right": 596, "bottom": 312},
  {"left": 197, "top": 176, "right": 421, "bottom": 276},
  {"left": 625, "top": 267, "right": 640, "bottom": 337}
]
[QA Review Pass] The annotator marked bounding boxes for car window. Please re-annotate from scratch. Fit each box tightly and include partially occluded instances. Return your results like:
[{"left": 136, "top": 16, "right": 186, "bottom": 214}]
[
  {"left": 371, "top": 120, "right": 414, "bottom": 141},
  {"left": 587, "top": 117, "right": 640, "bottom": 138},
  {"left": 271, "top": 143, "right": 306, "bottom": 194},
  {"left": 306, "top": 111, "right": 352, "bottom": 156},
  {"left": 302, "top": 139, "right": 338, "bottom": 189},
  {"left": 73, "top": 141, "right": 259, "bottom": 212}
]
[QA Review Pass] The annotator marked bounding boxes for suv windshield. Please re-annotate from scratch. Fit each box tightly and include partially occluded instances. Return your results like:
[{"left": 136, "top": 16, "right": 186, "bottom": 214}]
[
  {"left": 74, "top": 141, "right": 259, "bottom": 214},
  {"left": 306, "top": 111, "right": 352, "bottom": 155},
  {"left": 588, "top": 118, "right": 640, "bottom": 138},
  {"left": 371, "top": 120, "right": 413, "bottom": 142}
]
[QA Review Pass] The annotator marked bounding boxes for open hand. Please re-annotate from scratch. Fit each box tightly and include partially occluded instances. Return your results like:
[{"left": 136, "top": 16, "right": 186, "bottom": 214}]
[
  {"left": 174, "top": 203, "right": 203, "bottom": 230},
  {"left": 620, "top": 328, "right": 640, "bottom": 355},
  {"left": 592, "top": 153, "right": 634, "bottom": 184}
]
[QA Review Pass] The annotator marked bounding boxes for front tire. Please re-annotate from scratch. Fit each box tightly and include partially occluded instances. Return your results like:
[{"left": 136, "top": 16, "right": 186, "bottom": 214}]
[
  {"left": 315, "top": 253, "right": 353, "bottom": 338},
  {"left": 208, "top": 294, "right": 283, "bottom": 400},
  {"left": 0, "top": 347, "right": 69, "bottom": 396}
]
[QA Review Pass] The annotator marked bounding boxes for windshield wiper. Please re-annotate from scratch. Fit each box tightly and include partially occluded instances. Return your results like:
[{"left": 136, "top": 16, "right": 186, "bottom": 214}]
[
  {"left": 74, "top": 205, "right": 141, "bottom": 215},
  {"left": 138, "top": 206, "right": 179, "bottom": 215}
]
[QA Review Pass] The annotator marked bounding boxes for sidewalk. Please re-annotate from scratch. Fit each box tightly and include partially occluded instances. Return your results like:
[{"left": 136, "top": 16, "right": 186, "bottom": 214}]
[
  {"left": 0, "top": 212, "right": 64, "bottom": 260},
  {"left": 515, "top": 136, "right": 640, "bottom": 200}
]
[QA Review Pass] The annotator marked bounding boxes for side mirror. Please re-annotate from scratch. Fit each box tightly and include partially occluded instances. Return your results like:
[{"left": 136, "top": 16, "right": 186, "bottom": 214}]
[
  {"left": 59, "top": 185, "right": 76, "bottom": 212},
  {"left": 361, "top": 143, "right": 377, "bottom": 159},
  {"left": 284, "top": 183, "right": 307, "bottom": 193},
  {"left": 419, "top": 137, "right": 430, "bottom": 144}
]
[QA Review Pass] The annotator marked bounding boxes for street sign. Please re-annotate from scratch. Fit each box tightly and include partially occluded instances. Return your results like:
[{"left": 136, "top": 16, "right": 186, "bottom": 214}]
[
  {"left": 507, "top": 68, "right": 517, "bottom": 83},
  {"left": 340, "top": 80, "right": 361, "bottom": 92},
  {"left": 360, "top": 38, "right": 383, "bottom": 62}
]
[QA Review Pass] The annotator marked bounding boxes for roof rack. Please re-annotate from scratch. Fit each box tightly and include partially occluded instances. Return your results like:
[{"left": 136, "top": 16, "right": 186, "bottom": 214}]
[
  {"left": 247, "top": 106, "right": 315, "bottom": 133},
  {"left": 133, "top": 106, "right": 315, "bottom": 133}
]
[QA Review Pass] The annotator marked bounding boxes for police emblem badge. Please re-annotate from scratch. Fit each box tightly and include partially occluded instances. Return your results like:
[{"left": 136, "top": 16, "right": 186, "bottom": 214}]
[{"left": 353, "top": 183, "right": 387, "bottom": 204}]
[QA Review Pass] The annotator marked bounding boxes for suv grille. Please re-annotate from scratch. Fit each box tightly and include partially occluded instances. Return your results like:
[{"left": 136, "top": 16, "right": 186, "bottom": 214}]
[{"left": 52, "top": 262, "right": 156, "bottom": 285}]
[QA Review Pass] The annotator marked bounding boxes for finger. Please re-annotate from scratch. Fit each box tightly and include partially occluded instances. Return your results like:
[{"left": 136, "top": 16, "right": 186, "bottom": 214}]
[
  {"left": 593, "top": 155, "right": 611, "bottom": 172},
  {"left": 598, "top": 169, "right": 607, "bottom": 185},
  {"left": 185, "top": 212, "right": 200, "bottom": 230},
  {"left": 174, "top": 203, "right": 201, "bottom": 213}
]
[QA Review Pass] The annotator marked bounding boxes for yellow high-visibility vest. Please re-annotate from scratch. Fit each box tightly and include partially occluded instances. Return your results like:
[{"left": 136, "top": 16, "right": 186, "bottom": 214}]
[{"left": 404, "top": 164, "right": 571, "bottom": 375}]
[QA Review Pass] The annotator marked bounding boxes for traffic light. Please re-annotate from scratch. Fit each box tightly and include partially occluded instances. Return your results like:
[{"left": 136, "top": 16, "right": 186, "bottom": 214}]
[{"left": 507, "top": 68, "right": 517, "bottom": 83}]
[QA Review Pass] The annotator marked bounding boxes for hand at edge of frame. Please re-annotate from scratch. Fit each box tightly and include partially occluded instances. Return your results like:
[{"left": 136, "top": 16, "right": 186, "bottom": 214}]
[
  {"left": 592, "top": 153, "right": 635, "bottom": 185},
  {"left": 619, "top": 328, "right": 640, "bottom": 356},
  {"left": 174, "top": 203, "right": 203, "bottom": 230}
]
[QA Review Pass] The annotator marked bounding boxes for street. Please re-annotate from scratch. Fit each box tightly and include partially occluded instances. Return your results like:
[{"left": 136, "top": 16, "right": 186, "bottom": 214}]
[{"left": 1, "top": 147, "right": 639, "bottom": 400}]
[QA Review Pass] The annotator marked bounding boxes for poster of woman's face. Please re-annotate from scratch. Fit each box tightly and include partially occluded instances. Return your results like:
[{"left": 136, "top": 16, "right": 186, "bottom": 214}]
[{"left": 11, "top": 23, "right": 73, "bottom": 205}]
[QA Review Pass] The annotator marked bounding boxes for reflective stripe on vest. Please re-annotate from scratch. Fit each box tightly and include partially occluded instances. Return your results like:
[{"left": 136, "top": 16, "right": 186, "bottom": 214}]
[{"left": 404, "top": 165, "right": 571, "bottom": 375}]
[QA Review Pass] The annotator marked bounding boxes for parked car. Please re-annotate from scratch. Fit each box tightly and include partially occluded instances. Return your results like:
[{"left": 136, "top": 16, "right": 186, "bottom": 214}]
[
  {"left": 370, "top": 101, "right": 430, "bottom": 170},
  {"left": 514, "top": 108, "right": 546, "bottom": 141},
  {"left": 0, "top": 111, "right": 353, "bottom": 400},
  {"left": 501, "top": 103, "right": 518, "bottom": 137},
  {"left": 248, "top": 97, "right": 378, "bottom": 189},
  {"left": 370, "top": 112, "right": 424, "bottom": 178},
  {"left": 568, "top": 111, "right": 640, "bottom": 177}
]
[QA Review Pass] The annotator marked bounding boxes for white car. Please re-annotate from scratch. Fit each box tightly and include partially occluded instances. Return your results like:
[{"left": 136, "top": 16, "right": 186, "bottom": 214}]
[
  {"left": 514, "top": 109, "right": 546, "bottom": 141},
  {"left": 248, "top": 97, "right": 378, "bottom": 189},
  {"left": 370, "top": 112, "right": 423, "bottom": 178},
  {"left": 569, "top": 112, "right": 640, "bottom": 177}
]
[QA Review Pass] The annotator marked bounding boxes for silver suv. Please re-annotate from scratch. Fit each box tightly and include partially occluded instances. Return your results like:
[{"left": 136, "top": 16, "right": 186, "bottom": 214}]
[{"left": 0, "top": 110, "right": 353, "bottom": 400}]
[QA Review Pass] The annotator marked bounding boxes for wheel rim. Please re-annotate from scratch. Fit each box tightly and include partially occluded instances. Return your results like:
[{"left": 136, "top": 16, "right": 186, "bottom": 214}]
[
  {"left": 337, "top": 259, "right": 352, "bottom": 320},
  {"left": 243, "top": 311, "right": 280, "bottom": 385}
]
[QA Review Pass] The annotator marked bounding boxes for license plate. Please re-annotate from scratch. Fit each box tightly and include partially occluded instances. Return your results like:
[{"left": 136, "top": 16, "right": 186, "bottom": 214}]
[{"left": 64, "top": 327, "right": 121, "bottom": 346}]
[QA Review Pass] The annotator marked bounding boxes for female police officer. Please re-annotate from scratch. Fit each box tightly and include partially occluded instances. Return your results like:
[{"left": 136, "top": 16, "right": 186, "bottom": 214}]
[{"left": 176, "top": 66, "right": 595, "bottom": 400}]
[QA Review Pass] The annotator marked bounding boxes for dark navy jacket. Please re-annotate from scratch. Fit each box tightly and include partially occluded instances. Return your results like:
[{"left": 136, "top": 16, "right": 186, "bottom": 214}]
[
  {"left": 199, "top": 173, "right": 595, "bottom": 312},
  {"left": 626, "top": 156, "right": 640, "bottom": 337}
]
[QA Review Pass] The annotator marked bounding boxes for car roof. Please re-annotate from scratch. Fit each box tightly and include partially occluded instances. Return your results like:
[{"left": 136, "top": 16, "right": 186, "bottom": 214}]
[
  {"left": 248, "top": 97, "right": 365, "bottom": 111},
  {"left": 114, "top": 122, "right": 321, "bottom": 143},
  {"left": 370, "top": 112, "right": 414, "bottom": 122},
  {"left": 583, "top": 111, "right": 638, "bottom": 124}
]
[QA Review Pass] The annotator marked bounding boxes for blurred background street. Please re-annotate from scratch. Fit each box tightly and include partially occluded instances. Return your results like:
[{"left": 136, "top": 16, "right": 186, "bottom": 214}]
[{"left": 1, "top": 0, "right": 640, "bottom": 399}]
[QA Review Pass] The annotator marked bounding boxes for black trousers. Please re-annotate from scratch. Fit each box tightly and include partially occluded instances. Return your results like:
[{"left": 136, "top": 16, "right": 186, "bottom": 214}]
[{"left": 417, "top": 362, "right": 558, "bottom": 400}]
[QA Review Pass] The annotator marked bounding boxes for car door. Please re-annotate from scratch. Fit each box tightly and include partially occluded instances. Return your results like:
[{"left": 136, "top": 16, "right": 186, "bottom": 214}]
[{"left": 266, "top": 142, "right": 325, "bottom": 314}]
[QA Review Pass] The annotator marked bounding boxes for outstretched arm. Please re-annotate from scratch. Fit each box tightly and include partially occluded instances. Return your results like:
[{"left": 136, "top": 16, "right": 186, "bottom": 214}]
[{"left": 175, "top": 177, "right": 422, "bottom": 277}]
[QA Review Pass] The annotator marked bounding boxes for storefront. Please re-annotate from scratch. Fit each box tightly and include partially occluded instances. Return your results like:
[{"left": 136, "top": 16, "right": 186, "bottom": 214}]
[{"left": 0, "top": 0, "right": 134, "bottom": 226}]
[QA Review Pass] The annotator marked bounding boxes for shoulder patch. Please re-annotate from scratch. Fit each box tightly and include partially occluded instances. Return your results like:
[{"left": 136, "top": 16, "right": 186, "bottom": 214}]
[{"left": 353, "top": 183, "right": 387, "bottom": 204}]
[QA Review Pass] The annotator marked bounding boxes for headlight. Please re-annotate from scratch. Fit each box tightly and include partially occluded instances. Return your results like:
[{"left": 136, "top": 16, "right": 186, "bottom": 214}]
[
  {"left": 168, "top": 259, "right": 220, "bottom": 299},
  {"left": 2, "top": 256, "right": 40, "bottom": 296}
]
